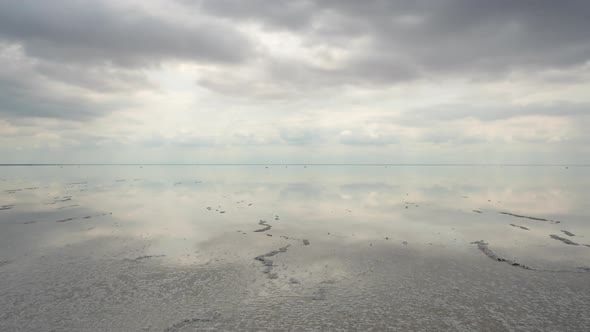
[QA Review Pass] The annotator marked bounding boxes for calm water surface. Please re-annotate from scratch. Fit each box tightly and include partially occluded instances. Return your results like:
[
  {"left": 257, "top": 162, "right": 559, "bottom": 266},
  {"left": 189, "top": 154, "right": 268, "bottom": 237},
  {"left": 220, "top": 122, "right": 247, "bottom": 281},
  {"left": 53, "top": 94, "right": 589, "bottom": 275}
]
[{"left": 1, "top": 166, "right": 589, "bottom": 331}]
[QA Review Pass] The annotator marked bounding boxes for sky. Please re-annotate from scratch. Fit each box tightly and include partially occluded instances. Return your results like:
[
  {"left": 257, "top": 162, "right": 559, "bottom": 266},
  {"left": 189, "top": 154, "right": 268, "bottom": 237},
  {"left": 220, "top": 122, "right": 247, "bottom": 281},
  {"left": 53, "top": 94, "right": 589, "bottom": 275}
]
[{"left": 1, "top": 0, "right": 590, "bottom": 164}]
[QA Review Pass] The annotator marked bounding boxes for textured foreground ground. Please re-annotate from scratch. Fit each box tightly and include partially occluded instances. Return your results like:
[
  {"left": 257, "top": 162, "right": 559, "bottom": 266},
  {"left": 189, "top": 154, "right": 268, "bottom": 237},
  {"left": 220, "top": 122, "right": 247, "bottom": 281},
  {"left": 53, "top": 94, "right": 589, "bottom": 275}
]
[{"left": 1, "top": 166, "right": 589, "bottom": 331}]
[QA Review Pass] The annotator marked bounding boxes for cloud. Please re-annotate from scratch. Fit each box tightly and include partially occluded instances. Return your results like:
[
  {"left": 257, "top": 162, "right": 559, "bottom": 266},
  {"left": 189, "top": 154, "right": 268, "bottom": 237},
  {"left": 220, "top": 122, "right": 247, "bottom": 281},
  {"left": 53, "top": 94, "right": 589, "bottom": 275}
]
[
  {"left": 0, "top": 0, "right": 256, "bottom": 121},
  {"left": 0, "top": 0, "right": 253, "bottom": 66},
  {"left": 0, "top": 44, "right": 131, "bottom": 120},
  {"left": 402, "top": 102, "right": 590, "bottom": 125},
  {"left": 279, "top": 127, "right": 321, "bottom": 145},
  {"left": 185, "top": 0, "right": 590, "bottom": 92},
  {"left": 339, "top": 130, "right": 399, "bottom": 146},
  {"left": 1, "top": 0, "right": 590, "bottom": 163}
]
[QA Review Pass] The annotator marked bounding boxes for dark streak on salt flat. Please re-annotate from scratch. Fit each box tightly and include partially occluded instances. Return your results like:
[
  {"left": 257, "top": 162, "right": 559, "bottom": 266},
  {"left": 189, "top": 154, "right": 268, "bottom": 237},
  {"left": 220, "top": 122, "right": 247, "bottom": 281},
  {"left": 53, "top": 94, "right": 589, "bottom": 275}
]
[
  {"left": 56, "top": 217, "right": 77, "bottom": 223},
  {"left": 164, "top": 313, "right": 219, "bottom": 332},
  {"left": 4, "top": 189, "right": 22, "bottom": 193},
  {"left": 500, "top": 212, "right": 547, "bottom": 221},
  {"left": 471, "top": 240, "right": 532, "bottom": 270},
  {"left": 253, "top": 220, "right": 271, "bottom": 232},
  {"left": 550, "top": 234, "right": 579, "bottom": 246},
  {"left": 561, "top": 230, "right": 576, "bottom": 237},
  {"left": 132, "top": 255, "right": 166, "bottom": 261},
  {"left": 499, "top": 211, "right": 561, "bottom": 224},
  {"left": 55, "top": 212, "right": 111, "bottom": 223},
  {"left": 57, "top": 204, "right": 79, "bottom": 210},
  {"left": 510, "top": 223, "right": 530, "bottom": 230},
  {"left": 254, "top": 245, "right": 290, "bottom": 279}
]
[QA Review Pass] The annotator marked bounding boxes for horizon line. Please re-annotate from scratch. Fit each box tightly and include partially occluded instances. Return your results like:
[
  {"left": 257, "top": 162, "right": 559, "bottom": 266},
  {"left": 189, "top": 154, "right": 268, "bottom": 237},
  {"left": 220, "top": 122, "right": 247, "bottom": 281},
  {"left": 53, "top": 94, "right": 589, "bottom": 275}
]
[{"left": 0, "top": 163, "right": 588, "bottom": 167}]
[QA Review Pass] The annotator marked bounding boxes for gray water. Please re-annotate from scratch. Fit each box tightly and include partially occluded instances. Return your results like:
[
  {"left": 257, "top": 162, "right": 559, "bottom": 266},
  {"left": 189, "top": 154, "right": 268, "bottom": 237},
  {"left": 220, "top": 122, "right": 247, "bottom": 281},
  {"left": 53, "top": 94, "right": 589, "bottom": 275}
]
[{"left": 1, "top": 165, "right": 589, "bottom": 331}]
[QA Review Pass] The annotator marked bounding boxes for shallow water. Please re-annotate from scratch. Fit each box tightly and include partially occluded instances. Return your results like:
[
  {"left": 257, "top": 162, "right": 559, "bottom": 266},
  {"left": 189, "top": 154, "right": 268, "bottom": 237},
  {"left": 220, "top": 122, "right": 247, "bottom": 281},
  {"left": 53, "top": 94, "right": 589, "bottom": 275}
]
[{"left": 1, "top": 165, "right": 589, "bottom": 331}]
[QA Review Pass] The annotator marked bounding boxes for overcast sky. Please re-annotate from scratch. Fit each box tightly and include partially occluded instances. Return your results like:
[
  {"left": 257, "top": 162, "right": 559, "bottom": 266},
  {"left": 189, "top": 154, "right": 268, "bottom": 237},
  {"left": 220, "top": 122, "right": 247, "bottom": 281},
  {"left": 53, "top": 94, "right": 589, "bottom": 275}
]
[{"left": 1, "top": 0, "right": 589, "bottom": 164}]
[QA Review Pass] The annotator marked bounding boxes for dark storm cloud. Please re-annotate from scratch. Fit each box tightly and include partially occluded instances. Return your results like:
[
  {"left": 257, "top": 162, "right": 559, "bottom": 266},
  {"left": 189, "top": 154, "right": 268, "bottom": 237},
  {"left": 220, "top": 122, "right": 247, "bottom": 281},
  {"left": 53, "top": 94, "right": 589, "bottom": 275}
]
[
  {"left": 0, "top": 73, "right": 118, "bottom": 120},
  {"left": 195, "top": 0, "right": 315, "bottom": 30},
  {"left": 0, "top": 0, "right": 253, "bottom": 66},
  {"left": 0, "top": 0, "right": 255, "bottom": 120},
  {"left": 2, "top": 0, "right": 590, "bottom": 122},
  {"left": 192, "top": 0, "right": 590, "bottom": 77},
  {"left": 34, "top": 62, "right": 155, "bottom": 93}
]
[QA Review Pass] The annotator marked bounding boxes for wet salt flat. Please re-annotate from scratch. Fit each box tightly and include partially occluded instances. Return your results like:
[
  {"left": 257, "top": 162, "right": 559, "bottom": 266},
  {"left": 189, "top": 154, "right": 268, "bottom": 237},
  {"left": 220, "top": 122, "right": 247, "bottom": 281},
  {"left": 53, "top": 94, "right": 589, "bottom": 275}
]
[{"left": 1, "top": 165, "right": 590, "bottom": 331}]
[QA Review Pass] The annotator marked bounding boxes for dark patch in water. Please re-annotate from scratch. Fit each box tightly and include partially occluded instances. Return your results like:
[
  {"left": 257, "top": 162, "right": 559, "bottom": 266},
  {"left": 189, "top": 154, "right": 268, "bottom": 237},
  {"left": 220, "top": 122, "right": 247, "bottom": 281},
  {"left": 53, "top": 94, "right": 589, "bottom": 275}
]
[
  {"left": 549, "top": 234, "right": 578, "bottom": 246},
  {"left": 132, "top": 255, "right": 166, "bottom": 261},
  {"left": 471, "top": 240, "right": 532, "bottom": 270},
  {"left": 500, "top": 212, "right": 547, "bottom": 221},
  {"left": 55, "top": 212, "right": 111, "bottom": 223},
  {"left": 164, "top": 313, "right": 219, "bottom": 332},
  {"left": 302, "top": 239, "right": 310, "bottom": 245},
  {"left": 57, "top": 204, "right": 79, "bottom": 210},
  {"left": 4, "top": 189, "right": 22, "bottom": 194},
  {"left": 561, "top": 230, "right": 575, "bottom": 237},
  {"left": 254, "top": 245, "right": 290, "bottom": 277},
  {"left": 510, "top": 224, "right": 530, "bottom": 230},
  {"left": 472, "top": 241, "right": 590, "bottom": 273},
  {"left": 0, "top": 204, "right": 14, "bottom": 210},
  {"left": 473, "top": 210, "right": 482, "bottom": 213},
  {"left": 253, "top": 220, "right": 272, "bottom": 233},
  {"left": 56, "top": 217, "right": 77, "bottom": 223}
]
